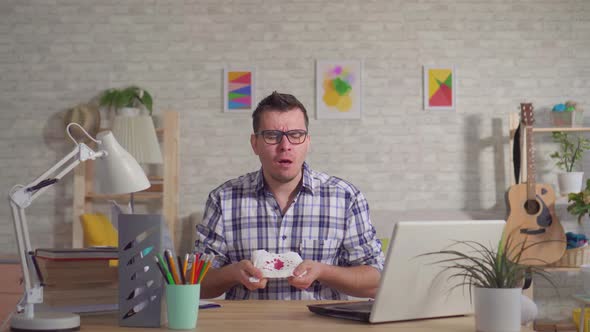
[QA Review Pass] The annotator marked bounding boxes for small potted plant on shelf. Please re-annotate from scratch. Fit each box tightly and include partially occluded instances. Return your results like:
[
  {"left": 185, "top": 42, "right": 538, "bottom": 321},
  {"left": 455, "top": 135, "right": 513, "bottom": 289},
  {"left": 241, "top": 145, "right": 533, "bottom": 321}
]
[
  {"left": 419, "top": 234, "right": 554, "bottom": 332},
  {"left": 99, "top": 86, "right": 153, "bottom": 116},
  {"left": 550, "top": 131, "right": 590, "bottom": 196},
  {"left": 568, "top": 179, "right": 590, "bottom": 224},
  {"left": 98, "top": 85, "right": 162, "bottom": 164}
]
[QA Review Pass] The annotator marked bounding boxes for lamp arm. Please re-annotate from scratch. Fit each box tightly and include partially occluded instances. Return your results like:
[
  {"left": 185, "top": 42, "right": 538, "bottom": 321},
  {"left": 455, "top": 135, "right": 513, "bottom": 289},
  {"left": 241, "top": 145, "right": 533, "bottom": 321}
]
[
  {"left": 11, "top": 143, "right": 105, "bottom": 209},
  {"left": 8, "top": 142, "right": 106, "bottom": 319}
]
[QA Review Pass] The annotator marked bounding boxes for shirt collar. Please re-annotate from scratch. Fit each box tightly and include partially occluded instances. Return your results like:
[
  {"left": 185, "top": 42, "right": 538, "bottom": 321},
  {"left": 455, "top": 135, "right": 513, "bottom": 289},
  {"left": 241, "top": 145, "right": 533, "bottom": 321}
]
[{"left": 254, "top": 162, "right": 314, "bottom": 195}]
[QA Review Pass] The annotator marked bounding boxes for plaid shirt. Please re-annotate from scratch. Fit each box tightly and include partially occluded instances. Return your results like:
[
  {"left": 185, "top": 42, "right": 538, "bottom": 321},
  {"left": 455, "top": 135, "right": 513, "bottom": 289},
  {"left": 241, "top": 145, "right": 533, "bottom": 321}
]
[{"left": 195, "top": 162, "right": 384, "bottom": 300}]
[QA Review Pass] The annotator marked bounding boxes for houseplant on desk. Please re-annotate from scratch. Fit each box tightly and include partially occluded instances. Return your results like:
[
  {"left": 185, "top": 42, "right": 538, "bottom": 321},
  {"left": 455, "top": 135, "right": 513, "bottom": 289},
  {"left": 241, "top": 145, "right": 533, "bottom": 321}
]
[
  {"left": 420, "top": 235, "right": 553, "bottom": 332},
  {"left": 550, "top": 131, "right": 590, "bottom": 196}
]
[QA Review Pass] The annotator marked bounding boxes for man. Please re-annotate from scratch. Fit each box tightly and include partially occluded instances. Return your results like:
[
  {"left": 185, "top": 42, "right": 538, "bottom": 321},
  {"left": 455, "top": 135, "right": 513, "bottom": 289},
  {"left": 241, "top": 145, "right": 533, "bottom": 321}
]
[{"left": 195, "top": 91, "right": 384, "bottom": 300}]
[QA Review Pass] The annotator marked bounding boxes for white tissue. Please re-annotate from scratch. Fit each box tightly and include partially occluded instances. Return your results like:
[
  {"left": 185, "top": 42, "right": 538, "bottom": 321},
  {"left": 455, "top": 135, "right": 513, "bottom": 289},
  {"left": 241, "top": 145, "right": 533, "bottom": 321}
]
[{"left": 247, "top": 250, "right": 303, "bottom": 282}]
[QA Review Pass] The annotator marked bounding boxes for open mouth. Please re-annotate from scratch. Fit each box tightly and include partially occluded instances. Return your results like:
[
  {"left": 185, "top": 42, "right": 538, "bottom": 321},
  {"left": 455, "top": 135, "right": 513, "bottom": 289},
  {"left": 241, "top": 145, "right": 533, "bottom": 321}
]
[{"left": 277, "top": 159, "right": 293, "bottom": 165}]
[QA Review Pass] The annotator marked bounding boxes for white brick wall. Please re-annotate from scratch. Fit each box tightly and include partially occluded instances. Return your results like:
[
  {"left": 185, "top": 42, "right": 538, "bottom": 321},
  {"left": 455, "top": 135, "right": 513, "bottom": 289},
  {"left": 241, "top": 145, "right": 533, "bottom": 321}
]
[{"left": 1, "top": 0, "right": 590, "bottom": 262}]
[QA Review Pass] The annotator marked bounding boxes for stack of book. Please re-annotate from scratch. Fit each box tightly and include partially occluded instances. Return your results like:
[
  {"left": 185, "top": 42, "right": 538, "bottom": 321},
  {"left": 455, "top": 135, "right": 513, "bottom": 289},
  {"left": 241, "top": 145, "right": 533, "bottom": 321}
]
[{"left": 34, "top": 248, "right": 118, "bottom": 311}]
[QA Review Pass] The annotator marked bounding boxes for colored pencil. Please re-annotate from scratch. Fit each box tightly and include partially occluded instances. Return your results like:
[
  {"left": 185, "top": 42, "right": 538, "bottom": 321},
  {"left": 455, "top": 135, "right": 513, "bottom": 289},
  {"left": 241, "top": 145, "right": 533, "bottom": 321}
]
[
  {"left": 154, "top": 256, "right": 173, "bottom": 284},
  {"left": 190, "top": 254, "right": 198, "bottom": 284},
  {"left": 157, "top": 254, "right": 175, "bottom": 285},
  {"left": 193, "top": 257, "right": 204, "bottom": 284},
  {"left": 165, "top": 249, "right": 181, "bottom": 285},
  {"left": 182, "top": 253, "right": 189, "bottom": 284},
  {"left": 198, "top": 254, "right": 214, "bottom": 284},
  {"left": 197, "top": 254, "right": 209, "bottom": 283},
  {"left": 177, "top": 255, "right": 186, "bottom": 284}
]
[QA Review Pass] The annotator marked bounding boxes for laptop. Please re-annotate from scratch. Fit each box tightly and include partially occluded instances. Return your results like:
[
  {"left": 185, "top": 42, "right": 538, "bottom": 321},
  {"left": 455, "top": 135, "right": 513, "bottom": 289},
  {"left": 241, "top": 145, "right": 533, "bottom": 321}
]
[{"left": 308, "top": 220, "right": 505, "bottom": 323}]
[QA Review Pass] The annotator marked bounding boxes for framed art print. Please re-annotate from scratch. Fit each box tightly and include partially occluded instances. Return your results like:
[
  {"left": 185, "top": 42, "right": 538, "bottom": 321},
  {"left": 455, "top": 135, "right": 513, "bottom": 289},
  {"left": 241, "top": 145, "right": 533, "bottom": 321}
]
[
  {"left": 224, "top": 68, "right": 255, "bottom": 113},
  {"left": 316, "top": 60, "right": 362, "bottom": 119},
  {"left": 423, "top": 65, "right": 455, "bottom": 111}
]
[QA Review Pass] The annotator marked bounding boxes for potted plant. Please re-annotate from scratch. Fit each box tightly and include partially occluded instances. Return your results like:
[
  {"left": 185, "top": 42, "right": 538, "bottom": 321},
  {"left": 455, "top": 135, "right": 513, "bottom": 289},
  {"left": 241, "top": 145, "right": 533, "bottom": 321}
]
[
  {"left": 420, "top": 235, "right": 554, "bottom": 332},
  {"left": 568, "top": 179, "right": 590, "bottom": 224},
  {"left": 550, "top": 131, "right": 590, "bottom": 196},
  {"left": 99, "top": 86, "right": 153, "bottom": 116},
  {"left": 98, "top": 86, "right": 162, "bottom": 164}
]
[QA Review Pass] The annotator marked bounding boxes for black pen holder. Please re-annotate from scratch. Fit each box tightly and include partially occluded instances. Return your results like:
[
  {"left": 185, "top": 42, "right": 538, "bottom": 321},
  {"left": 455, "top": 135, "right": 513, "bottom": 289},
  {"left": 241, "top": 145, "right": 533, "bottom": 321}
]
[{"left": 118, "top": 214, "right": 164, "bottom": 327}]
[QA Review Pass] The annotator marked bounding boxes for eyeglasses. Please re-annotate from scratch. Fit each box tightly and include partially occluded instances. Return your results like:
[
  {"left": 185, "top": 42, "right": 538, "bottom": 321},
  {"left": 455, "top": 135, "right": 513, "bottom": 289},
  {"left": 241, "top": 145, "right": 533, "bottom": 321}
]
[{"left": 255, "top": 130, "right": 308, "bottom": 145}]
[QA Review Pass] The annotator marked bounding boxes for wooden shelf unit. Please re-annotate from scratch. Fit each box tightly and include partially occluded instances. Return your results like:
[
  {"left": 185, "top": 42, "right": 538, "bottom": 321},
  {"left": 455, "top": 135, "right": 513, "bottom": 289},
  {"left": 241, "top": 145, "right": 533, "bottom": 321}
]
[
  {"left": 508, "top": 113, "right": 590, "bottom": 186},
  {"left": 72, "top": 110, "right": 179, "bottom": 249}
]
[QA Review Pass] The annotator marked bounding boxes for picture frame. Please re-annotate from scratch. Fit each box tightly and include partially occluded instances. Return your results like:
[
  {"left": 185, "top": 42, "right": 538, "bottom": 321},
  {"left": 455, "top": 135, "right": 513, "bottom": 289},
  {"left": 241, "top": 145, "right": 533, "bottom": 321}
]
[
  {"left": 223, "top": 68, "right": 255, "bottom": 113},
  {"left": 423, "top": 65, "right": 455, "bottom": 111},
  {"left": 316, "top": 60, "right": 362, "bottom": 119}
]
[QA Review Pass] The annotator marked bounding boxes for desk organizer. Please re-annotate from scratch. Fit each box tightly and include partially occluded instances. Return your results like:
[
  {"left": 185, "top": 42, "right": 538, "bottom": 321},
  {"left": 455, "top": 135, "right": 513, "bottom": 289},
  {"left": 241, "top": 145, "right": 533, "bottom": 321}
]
[{"left": 118, "top": 214, "right": 164, "bottom": 327}]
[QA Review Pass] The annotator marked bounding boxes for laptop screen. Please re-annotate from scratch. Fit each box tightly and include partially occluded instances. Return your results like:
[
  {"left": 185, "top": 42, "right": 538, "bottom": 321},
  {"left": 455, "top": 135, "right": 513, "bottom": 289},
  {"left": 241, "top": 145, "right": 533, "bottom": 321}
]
[
  {"left": 369, "top": 220, "right": 505, "bottom": 323},
  {"left": 308, "top": 220, "right": 505, "bottom": 323}
]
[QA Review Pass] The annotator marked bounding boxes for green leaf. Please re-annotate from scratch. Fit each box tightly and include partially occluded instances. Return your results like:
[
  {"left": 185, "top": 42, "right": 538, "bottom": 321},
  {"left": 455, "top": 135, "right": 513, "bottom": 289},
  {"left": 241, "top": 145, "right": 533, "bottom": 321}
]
[
  {"left": 98, "top": 86, "right": 153, "bottom": 114},
  {"left": 141, "top": 90, "right": 153, "bottom": 115},
  {"left": 416, "top": 237, "right": 557, "bottom": 290},
  {"left": 551, "top": 132, "right": 590, "bottom": 171}
]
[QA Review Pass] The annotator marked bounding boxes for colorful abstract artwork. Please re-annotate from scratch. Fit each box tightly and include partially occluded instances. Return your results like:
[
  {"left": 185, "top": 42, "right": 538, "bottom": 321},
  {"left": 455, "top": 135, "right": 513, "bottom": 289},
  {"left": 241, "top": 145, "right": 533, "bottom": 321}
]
[
  {"left": 423, "top": 66, "right": 455, "bottom": 111},
  {"left": 223, "top": 68, "right": 255, "bottom": 113},
  {"left": 316, "top": 60, "right": 362, "bottom": 119}
]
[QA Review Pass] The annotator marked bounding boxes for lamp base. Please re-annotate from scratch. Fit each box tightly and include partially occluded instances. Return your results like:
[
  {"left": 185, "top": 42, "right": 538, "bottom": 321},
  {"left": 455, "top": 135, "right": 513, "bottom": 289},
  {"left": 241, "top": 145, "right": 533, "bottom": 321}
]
[{"left": 10, "top": 311, "right": 80, "bottom": 332}]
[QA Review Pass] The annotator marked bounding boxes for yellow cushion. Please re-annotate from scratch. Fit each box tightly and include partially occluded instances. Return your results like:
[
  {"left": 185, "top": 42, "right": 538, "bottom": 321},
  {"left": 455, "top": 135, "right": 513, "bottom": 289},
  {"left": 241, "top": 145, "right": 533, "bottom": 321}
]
[
  {"left": 81, "top": 213, "right": 118, "bottom": 247},
  {"left": 80, "top": 213, "right": 118, "bottom": 267},
  {"left": 573, "top": 307, "right": 590, "bottom": 332}
]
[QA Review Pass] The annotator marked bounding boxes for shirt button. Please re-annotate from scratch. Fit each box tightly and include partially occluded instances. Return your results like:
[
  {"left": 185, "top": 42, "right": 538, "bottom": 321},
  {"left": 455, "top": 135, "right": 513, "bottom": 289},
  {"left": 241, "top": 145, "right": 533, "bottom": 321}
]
[{"left": 281, "top": 235, "right": 287, "bottom": 240}]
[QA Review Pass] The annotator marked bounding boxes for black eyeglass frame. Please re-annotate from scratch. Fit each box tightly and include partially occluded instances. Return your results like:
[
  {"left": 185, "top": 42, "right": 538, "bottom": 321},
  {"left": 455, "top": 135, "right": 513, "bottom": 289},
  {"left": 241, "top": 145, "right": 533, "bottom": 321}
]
[{"left": 255, "top": 129, "right": 308, "bottom": 145}]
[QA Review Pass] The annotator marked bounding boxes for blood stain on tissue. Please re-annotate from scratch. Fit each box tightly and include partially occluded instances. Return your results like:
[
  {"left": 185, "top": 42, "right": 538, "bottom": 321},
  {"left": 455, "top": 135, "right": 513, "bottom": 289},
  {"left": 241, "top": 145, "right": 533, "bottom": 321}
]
[{"left": 273, "top": 258, "right": 284, "bottom": 270}]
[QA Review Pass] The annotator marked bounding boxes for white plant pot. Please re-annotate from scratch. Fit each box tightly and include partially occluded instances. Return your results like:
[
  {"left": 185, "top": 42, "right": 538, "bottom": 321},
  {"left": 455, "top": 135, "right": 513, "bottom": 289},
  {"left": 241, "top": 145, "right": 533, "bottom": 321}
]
[
  {"left": 557, "top": 172, "right": 584, "bottom": 196},
  {"left": 117, "top": 107, "right": 141, "bottom": 117},
  {"left": 474, "top": 287, "right": 521, "bottom": 332}
]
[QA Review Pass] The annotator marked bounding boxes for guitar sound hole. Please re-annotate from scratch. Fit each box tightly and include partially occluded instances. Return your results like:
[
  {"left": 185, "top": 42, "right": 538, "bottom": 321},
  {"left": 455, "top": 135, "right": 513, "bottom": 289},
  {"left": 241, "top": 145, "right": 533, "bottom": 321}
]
[{"left": 524, "top": 200, "right": 540, "bottom": 215}]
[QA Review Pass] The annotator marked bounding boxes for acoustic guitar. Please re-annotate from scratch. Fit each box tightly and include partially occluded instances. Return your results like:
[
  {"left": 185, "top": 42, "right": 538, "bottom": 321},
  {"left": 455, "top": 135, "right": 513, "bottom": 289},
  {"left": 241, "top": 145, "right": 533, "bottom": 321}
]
[{"left": 505, "top": 103, "right": 566, "bottom": 266}]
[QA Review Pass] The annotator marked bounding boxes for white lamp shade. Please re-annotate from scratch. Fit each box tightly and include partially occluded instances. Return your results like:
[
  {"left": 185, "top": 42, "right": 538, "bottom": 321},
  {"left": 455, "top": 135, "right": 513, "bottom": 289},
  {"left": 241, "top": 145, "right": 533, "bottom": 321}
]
[
  {"left": 111, "top": 113, "right": 163, "bottom": 164},
  {"left": 94, "top": 131, "right": 151, "bottom": 194}
]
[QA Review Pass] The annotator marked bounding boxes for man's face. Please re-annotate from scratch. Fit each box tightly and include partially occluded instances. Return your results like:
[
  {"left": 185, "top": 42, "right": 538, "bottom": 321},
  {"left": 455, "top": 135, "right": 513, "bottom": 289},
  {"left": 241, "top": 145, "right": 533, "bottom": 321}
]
[{"left": 250, "top": 108, "right": 310, "bottom": 185}]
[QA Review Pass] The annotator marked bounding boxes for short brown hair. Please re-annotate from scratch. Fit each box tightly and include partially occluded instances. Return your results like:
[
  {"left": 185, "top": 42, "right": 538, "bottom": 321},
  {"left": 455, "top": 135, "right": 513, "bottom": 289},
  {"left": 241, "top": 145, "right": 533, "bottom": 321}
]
[{"left": 252, "top": 91, "right": 309, "bottom": 133}]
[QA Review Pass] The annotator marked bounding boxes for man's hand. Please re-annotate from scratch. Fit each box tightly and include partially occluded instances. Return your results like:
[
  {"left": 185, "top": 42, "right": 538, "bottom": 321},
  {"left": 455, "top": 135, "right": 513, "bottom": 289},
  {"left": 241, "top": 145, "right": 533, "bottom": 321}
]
[
  {"left": 232, "top": 259, "right": 268, "bottom": 291},
  {"left": 287, "top": 260, "right": 324, "bottom": 290}
]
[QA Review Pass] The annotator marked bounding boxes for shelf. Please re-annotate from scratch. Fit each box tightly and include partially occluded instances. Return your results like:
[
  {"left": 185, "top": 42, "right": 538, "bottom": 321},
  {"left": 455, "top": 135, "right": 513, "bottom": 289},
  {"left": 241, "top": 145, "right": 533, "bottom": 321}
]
[
  {"left": 98, "top": 128, "right": 164, "bottom": 136},
  {"left": 533, "top": 127, "right": 590, "bottom": 133},
  {"left": 541, "top": 267, "right": 580, "bottom": 272},
  {"left": 85, "top": 192, "right": 163, "bottom": 201},
  {"left": 74, "top": 111, "right": 179, "bottom": 249}
]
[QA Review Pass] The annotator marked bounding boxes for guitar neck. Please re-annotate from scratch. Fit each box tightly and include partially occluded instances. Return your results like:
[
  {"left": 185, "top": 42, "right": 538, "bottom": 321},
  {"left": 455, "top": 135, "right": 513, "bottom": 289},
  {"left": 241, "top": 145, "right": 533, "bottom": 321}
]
[{"left": 525, "top": 126, "right": 536, "bottom": 200}]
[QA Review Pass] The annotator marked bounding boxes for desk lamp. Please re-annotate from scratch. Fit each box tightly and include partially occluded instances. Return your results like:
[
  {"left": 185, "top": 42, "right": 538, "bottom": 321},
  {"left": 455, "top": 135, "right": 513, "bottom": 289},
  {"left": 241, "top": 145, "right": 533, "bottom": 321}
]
[{"left": 8, "top": 123, "right": 150, "bottom": 332}]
